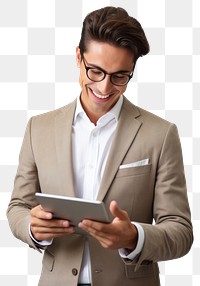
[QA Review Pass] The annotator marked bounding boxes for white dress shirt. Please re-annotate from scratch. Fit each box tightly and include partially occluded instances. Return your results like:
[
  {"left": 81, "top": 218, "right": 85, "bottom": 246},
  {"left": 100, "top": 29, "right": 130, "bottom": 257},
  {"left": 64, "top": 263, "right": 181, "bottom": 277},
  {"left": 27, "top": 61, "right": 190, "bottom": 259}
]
[
  {"left": 72, "top": 95, "right": 144, "bottom": 283},
  {"left": 30, "top": 95, "right": 144, "bottom": 283}
]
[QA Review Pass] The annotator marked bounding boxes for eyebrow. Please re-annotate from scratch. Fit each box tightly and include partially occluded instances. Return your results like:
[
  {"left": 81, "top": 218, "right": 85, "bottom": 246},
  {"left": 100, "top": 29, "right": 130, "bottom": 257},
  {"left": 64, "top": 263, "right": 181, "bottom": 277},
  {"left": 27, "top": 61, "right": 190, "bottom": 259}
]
[{"left": 86, "top": 61, "right": 132, "bottom": 74}]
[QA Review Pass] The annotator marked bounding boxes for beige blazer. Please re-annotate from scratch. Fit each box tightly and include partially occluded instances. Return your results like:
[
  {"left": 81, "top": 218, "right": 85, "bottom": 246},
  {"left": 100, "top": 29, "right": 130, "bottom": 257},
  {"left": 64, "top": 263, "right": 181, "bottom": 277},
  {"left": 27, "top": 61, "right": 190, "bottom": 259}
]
[{"left": 7, "top": 96, "right": 193, "bottom": 286}]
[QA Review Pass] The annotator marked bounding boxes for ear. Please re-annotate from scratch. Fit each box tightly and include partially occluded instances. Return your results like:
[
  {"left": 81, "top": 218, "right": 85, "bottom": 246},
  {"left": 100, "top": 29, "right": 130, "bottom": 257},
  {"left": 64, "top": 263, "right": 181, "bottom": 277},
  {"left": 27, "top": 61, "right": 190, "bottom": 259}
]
[{"left": 76, "top": 47, "right": 81, "bottom": 67}]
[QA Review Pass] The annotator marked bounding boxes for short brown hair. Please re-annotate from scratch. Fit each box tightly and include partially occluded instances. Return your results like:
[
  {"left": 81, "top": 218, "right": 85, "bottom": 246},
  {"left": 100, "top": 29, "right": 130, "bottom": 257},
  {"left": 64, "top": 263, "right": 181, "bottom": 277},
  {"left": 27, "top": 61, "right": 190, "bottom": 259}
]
[{"left": 79, "top": 6, "right": 150, "bottom": 61}]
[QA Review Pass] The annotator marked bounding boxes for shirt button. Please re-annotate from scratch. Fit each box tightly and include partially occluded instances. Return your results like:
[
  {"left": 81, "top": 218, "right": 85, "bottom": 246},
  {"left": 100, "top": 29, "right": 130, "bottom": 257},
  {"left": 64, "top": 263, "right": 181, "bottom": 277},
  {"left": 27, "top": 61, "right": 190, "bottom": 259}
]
[{"left": 72, "top": 268, "right": 78, "bottom": 276}]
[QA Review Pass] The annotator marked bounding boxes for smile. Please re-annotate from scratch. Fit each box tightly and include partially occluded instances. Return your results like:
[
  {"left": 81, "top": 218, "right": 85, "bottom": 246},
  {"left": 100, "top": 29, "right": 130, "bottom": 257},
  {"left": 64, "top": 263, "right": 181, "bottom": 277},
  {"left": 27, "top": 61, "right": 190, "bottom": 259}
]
[{"left": 93, "top": 91, "right": 111, "bottom": 99}]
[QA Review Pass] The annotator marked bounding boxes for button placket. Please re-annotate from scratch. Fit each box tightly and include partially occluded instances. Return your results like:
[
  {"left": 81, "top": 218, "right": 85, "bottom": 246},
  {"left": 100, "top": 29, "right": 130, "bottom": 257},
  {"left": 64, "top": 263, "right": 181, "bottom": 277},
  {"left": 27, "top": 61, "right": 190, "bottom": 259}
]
[{"left": 83, "top": 128, "right": 99, "bottom": 200}]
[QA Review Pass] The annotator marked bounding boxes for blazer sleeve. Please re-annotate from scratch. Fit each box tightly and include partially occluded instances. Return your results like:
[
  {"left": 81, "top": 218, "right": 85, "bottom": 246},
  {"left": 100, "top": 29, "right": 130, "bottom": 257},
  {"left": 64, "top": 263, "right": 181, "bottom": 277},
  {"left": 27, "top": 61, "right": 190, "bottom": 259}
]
[
  {"left": 7, "top": 118, "right": 41, "bottom": 250},
  {"left": 134, "top": 124, "right": 193, "bottom": 269}
]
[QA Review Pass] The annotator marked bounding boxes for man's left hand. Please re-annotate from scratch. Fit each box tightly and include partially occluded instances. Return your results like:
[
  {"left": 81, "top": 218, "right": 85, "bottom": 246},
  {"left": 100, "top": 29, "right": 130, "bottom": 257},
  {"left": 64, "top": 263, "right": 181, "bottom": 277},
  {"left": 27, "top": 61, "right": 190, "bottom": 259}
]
[{"left": 78, "top": 200, "right": 138, "bottom": 250}]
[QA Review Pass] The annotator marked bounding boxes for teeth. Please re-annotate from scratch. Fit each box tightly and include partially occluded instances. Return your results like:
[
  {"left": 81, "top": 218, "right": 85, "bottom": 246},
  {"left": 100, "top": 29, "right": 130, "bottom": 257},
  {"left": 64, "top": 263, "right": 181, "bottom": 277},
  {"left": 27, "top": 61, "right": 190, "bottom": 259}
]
[{"left": 93, "top": 91, "right": 110, "bottom": 99}]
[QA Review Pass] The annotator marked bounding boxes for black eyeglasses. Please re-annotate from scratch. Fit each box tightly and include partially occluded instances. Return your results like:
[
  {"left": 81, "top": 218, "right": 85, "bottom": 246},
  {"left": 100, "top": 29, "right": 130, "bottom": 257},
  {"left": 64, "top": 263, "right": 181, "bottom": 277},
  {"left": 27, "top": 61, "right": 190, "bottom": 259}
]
[{"left": 82, "top": 55, "right": 134, "bottom": 86}]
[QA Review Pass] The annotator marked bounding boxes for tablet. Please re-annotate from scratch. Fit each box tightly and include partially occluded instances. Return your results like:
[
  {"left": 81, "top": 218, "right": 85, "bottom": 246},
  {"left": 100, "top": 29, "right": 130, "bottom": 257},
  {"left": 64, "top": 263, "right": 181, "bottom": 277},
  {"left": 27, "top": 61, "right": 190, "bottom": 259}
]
[{"left": 35, "top": 193, "right": 111, "bottom": 234}]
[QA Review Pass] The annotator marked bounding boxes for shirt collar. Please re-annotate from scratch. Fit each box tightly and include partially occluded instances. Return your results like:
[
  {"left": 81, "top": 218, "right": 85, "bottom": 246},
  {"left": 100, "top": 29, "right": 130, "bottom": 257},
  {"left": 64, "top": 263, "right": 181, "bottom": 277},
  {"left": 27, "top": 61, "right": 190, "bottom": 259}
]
[{"left": 73, "top": 95, "right": 124, "bottom": 125}]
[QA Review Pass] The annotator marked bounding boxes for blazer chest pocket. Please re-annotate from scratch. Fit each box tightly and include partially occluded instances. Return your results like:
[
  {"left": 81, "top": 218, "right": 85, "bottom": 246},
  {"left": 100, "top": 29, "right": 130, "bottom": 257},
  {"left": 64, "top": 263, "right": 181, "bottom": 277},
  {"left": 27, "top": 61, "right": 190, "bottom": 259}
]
[{"left": 116, "top": 164, "right": 151, "bottom": 178}]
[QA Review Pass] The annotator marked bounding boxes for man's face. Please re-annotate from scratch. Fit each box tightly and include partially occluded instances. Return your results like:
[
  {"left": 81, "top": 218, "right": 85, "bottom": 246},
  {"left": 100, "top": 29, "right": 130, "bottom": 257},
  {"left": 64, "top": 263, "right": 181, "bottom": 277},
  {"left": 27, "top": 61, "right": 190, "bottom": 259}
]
[{"left": 76, "top": 41, "right": 135, "bottom": 123}]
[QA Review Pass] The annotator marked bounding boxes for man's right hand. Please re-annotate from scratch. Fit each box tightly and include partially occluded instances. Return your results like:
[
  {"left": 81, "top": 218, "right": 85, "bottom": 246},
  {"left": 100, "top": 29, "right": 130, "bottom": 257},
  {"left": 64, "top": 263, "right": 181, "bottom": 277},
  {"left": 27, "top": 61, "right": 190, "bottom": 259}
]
[{"left": 30, "top": 205, "right": 75, "bottom": 241}]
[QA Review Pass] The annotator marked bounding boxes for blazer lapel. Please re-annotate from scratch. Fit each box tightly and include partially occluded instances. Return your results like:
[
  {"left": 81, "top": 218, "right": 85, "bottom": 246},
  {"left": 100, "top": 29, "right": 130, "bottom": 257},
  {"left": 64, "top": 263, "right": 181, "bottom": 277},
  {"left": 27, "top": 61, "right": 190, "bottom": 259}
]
[
  {"left": 55, "top": 101, "right": 76, "bottom": 197},
  {"left": 54, "top": 97, "right": 141, "bottom": 201},
  {"left": 97, "top": 98, "right": 142, "bottom": 201}
]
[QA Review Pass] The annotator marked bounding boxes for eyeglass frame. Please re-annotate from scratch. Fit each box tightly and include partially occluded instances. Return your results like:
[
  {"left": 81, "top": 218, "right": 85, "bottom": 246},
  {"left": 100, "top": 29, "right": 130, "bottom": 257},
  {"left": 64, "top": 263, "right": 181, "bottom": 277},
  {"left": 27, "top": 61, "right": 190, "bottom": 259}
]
[{"left": 81, "top": 55, "right": 134, "bottom": 86}]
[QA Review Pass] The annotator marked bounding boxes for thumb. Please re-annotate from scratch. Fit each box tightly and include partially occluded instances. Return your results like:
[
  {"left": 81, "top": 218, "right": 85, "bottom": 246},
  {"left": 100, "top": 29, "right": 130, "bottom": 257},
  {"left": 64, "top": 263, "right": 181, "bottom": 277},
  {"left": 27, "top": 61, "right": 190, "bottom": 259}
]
[{"left": 109, "top": 201, "right": 127, "bottom": 221}]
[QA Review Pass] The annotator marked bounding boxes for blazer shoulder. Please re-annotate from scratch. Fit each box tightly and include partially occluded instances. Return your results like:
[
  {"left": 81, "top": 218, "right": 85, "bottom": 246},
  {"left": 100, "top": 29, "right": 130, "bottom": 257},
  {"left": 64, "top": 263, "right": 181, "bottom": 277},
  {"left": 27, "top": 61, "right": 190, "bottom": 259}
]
[
  {"left": 30, "top": 100, "right": 76, "bottom": 125},
  {"left": 138, "top": 107, "right": 172, "bottom": 127},
  {"left": 122, "top": 97, "right": 179, "bottom": 144},
  {"left": 123, "top": 97, "right": 173, "bottom": 128}
]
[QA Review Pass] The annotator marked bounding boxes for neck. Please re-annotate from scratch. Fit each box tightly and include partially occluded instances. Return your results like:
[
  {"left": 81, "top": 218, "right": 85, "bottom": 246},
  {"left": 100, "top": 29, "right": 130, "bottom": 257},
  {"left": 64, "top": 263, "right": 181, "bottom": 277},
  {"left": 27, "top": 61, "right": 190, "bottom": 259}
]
[
  {"left": 84, "top": 108, "right": 104, "bottom": 125},
  {"left": 80, "top": 96, "right": 106, "bottom": 125}
]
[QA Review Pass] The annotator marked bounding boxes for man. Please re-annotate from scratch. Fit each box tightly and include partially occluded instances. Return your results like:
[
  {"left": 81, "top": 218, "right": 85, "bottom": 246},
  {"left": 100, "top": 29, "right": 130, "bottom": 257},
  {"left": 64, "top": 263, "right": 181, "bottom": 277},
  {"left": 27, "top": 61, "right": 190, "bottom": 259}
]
[{"left": 7, "top": 6, "right": 193, "bottom": 286}]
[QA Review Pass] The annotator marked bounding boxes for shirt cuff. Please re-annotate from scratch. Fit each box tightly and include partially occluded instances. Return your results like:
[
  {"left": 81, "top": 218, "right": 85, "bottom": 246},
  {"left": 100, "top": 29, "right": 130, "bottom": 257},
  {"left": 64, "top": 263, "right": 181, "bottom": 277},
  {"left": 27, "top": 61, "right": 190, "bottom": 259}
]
[
  {"left": 29, "top": 224, "right": 53, "bottom": 246},
  {"left": 119, "top": 222, "right": 145, "bottom": 260}
]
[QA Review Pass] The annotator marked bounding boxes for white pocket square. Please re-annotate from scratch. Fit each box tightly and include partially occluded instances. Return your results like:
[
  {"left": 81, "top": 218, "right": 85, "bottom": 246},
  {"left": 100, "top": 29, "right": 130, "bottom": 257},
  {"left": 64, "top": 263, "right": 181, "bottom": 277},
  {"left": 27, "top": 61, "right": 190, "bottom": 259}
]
[{"left": 119, "top": 159, "right": 150, "bottom": 169}]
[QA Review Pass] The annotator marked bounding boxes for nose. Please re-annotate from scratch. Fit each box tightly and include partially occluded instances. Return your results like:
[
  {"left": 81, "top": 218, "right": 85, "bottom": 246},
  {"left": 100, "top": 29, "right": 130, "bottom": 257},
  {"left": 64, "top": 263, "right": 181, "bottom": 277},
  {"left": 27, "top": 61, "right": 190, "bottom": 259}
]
[{"left": 97, "top": 74, "right": 113, "bottom": 94}]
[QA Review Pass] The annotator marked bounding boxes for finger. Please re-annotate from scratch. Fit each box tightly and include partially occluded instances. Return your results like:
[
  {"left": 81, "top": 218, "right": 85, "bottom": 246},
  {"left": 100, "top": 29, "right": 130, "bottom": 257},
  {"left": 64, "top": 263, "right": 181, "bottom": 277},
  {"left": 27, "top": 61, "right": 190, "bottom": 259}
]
[
  {"left": 79, "top": 220, "right": 113, "bottom": 241},
  {"left": 79, "top": 221, "right": 119, "bottom": 249},
  {"left": 109, "top": 201, "right": 128, "bottom": 221},
  {"left": 38, "top": 232, "right": 73, "bottom": 240},
  {"left": 31, "top": 227, "right": 75, "bottom": 241},
  {"left": 30, "top": 221, "right": 75, "bottom": 241},
  {"left": 30, "top": 205, "right": 53, "bottom": 220},
  {"left": 79, "top": 220, "right": 107, "bottom": 232},
  {"left": 89, "top": 232, "right": 113, "bottom": 248},
  {"left": 31, "top": 217, "right": 71, "bottom": 228},
  {"left": 31, "top": 225, "right": 74, "bottom": 234}
]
